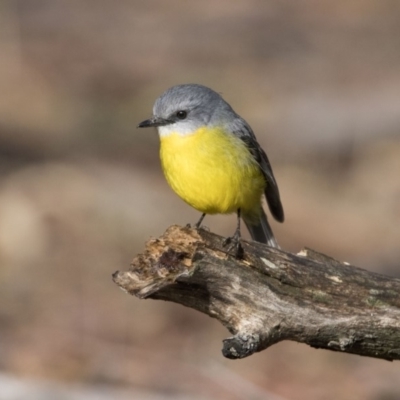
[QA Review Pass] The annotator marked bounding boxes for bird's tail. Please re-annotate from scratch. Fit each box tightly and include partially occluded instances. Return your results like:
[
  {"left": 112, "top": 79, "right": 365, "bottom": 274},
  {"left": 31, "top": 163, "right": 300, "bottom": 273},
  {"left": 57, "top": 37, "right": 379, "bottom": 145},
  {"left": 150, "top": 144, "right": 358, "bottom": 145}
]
[{"left": 243, "top": 208, "right": 279, "bottom": 248}]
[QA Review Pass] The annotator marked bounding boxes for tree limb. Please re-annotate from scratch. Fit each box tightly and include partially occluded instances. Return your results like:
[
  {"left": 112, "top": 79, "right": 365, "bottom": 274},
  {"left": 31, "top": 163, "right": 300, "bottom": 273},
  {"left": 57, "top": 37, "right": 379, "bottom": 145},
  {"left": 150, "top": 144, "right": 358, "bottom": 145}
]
[{"left": 112, "top": 225, "right": 400, "bottom": 360}]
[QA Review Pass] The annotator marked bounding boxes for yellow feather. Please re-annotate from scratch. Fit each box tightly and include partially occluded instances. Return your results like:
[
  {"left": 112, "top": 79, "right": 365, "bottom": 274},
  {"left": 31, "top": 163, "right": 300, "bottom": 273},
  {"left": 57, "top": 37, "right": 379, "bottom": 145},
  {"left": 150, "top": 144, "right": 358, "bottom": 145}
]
[{"left": 159, "top": 127, "right": 265, "bottom": 219}]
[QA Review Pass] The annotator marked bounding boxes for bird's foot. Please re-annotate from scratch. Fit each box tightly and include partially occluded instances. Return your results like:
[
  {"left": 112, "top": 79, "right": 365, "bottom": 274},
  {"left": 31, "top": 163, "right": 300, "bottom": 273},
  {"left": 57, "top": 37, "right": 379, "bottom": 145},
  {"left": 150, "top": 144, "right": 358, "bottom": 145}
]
[
  {"left": 223, "top": 231, "right": 244, "bottom": 259},
  {"left": 185, "top": 223, "right": 209, "bottom": 233}
]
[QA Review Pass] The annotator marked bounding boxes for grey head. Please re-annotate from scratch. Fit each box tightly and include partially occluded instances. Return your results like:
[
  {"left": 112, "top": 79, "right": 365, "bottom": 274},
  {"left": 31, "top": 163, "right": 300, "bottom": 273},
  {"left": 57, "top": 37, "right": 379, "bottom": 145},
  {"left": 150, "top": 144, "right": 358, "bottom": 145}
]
[{"left": 138, "top": 84, "right": 240, "bottom": 135}]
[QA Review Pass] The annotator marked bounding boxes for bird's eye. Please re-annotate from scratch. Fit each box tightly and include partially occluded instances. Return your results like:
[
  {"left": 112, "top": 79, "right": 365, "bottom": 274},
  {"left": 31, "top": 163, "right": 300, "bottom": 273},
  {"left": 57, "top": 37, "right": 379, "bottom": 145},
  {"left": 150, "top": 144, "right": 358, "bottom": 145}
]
[{"left": 176, "top": 110, "right": 187, "bottom": 120}]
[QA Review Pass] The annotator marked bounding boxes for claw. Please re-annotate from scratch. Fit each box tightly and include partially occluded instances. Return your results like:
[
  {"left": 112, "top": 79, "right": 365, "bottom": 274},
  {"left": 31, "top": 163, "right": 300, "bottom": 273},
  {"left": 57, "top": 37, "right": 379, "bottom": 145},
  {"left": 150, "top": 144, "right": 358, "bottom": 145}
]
[{"left": 223, "top": 235, "right": 244, "bottom": 258}]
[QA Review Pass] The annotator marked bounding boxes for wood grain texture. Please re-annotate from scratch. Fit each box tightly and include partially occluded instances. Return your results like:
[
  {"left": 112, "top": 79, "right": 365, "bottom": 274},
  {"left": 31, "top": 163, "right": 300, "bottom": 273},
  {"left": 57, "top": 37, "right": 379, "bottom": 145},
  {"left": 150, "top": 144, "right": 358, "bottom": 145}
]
[{"left": 113, "top": 225, "right": 400, "bottom": 360}]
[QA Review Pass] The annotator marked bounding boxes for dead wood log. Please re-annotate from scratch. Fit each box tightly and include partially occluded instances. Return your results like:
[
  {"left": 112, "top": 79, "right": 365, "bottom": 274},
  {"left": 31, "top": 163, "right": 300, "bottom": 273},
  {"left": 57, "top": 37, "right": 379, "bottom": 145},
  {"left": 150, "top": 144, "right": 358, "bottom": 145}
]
[{"left": 112, "top": 225, "right": 400, "bottom": 360}]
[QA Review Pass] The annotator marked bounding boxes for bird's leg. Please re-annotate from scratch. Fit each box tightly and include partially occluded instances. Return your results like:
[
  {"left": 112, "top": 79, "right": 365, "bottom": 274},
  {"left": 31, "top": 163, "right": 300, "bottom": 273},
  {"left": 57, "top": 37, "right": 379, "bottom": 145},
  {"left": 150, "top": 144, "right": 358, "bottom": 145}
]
[
  {"left": 223, "top": 209, "right": 244, "bottom": 258},
  {"left": 195, "top": 213, "right": 206, "bottom": 229},
  {"left": 186, "top": 213, "right": 206, "bottom": 229}
]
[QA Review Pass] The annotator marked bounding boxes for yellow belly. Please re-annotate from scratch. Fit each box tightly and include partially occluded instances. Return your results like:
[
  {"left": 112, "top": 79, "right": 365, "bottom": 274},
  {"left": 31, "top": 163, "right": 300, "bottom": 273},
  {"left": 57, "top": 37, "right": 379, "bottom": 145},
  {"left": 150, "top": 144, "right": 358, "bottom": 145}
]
[{"left": 159, "top": 127, "right": 265, "bottom": 217}]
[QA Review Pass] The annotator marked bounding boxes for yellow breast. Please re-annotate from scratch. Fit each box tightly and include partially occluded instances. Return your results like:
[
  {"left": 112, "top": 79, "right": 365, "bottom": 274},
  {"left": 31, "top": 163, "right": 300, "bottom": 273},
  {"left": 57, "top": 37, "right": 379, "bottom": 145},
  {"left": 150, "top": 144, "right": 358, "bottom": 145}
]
[{"left": 159, "top": 127, "right": 265, "bottom": 216}]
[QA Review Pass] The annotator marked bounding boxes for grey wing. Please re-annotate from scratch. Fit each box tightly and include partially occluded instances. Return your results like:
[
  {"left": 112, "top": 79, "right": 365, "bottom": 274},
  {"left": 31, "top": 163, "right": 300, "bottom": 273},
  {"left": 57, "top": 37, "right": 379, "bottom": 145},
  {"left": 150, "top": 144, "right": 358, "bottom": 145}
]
[
  {"left": 232, "top": 119, "right": 284, "bottom": 223},
  {"left": 256, "top": 145, "right": 284, "bottom": 222}
]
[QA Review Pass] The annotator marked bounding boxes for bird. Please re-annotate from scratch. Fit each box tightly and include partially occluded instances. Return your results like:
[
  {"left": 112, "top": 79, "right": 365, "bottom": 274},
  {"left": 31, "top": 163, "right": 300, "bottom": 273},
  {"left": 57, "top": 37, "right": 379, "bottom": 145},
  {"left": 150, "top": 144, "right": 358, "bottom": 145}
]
[{"left": 138, "top": 84, "right": 284, "bottom": 251}]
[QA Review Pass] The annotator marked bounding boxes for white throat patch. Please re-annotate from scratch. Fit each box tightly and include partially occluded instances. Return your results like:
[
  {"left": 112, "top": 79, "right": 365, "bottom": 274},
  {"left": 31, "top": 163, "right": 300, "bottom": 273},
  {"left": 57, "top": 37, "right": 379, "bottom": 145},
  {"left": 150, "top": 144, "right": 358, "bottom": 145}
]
[{"left": 158, "top": 123, "right": 199, "bottom": 138}]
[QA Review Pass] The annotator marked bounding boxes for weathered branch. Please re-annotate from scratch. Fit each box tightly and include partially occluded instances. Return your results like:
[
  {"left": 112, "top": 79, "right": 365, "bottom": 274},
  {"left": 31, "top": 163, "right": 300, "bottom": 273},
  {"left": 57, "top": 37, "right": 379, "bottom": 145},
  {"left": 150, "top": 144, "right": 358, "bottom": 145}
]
[{"left": 113, "top": 225, "right": 400, "bottom": 360}]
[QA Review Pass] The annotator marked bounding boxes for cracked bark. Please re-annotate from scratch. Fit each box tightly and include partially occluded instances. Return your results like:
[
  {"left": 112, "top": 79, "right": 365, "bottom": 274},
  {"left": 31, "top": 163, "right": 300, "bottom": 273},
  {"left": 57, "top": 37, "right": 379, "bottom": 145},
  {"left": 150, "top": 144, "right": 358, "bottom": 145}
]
[{"left": 112, "top": 225, "right": 400, "bottom": 360}]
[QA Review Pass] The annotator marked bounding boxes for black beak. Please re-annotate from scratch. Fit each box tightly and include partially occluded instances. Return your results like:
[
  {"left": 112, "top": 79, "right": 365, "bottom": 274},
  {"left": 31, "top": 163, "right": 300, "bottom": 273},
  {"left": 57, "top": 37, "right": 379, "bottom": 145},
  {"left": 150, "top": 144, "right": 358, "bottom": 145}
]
[{"left": 137, "top": 116, "right": 170, "bottom": 128}]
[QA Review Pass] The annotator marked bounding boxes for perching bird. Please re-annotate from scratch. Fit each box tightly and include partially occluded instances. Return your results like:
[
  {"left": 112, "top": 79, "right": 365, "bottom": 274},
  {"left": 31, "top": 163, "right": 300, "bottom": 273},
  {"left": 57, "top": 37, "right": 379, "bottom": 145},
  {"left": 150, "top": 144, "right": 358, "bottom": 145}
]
[{"left": 138, "top": 84, "right": 284, "bottom": 250}]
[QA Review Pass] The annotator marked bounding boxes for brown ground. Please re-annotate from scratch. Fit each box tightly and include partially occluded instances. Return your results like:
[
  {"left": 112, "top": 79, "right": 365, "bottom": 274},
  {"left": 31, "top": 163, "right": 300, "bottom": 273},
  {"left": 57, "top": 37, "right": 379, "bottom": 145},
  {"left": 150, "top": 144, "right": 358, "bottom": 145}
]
[{"left": 0, "top": 1, "right": 400, "bottom": 399}]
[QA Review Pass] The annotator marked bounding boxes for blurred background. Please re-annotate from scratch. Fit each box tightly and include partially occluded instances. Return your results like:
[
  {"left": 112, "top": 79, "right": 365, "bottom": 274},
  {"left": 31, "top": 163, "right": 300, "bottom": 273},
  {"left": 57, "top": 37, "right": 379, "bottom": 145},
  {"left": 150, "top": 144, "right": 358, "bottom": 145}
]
[{"left": 0, "top": 1, "right": 400, "bottom": 399}]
